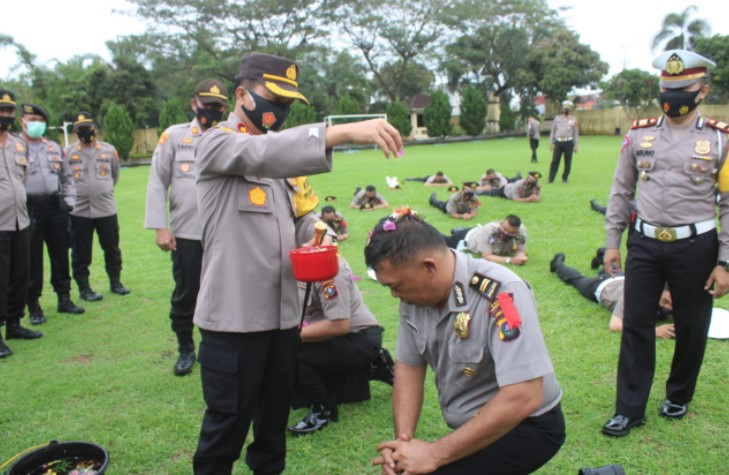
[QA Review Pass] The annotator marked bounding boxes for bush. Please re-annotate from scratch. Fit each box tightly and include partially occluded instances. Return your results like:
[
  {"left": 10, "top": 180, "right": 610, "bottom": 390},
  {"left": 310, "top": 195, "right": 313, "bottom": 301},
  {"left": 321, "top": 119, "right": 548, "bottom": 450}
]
[
  {"left": 285, "top": 101, "right": 319, "bottom": 128},
  {"left": 386, "top": 99, "right": 412, "bottom": 138},
  {"left": 424, "top": 91, "right": 452, "bottom": 138},
  {"left": 102, "top": 102, "right": 135, "bottom": 160},
  {"left": 158, "top": 98, "right": 189, "bottom": 135},
  {"left": 499, "top": 99, "right": 517, "bottom": 131},
  {"left": 459, "top": 86, "right": 486, "bottom": 135}
]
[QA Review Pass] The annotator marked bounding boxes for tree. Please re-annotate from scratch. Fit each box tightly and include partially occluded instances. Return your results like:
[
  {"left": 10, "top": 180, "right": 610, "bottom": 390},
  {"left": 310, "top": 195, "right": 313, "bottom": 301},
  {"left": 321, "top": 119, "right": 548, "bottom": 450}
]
[
  {"left": 424, "top": 91, "right": 452, "bottom": 138},
  {"left": 377, "top": 61, "right": 434, "bottom": 100},
  {"left": 102, "top": 102, "right": 135, "bottom": 160},
  {"left": 498, "top": 99, "right": 517, "bottom": 131},
  {"left": 601, "top": 69, "right": 659, "bottom": 121},
  {"left": 651, "top": 5, "right": 710, "bottom": 52},
  {"left": 105, "top": 56, "right": 160, "bottom": 128},
  {"left": 459, "top": 86, "right": 486, "bottom": 135},
  {"left": 285, "top": 102, "right": 318, "bottom": 129},
  {"left": 386, "top": 99, "right": 412, "bottom": 138},
  {"left": 158, "top": 98, "right": 190, "bottom": 135},
  {"left": 694, "top": 35, "right": 729, "bottom": 103},
  {"left": 335, "top": 94, "right": 362, "bottom": 115}
]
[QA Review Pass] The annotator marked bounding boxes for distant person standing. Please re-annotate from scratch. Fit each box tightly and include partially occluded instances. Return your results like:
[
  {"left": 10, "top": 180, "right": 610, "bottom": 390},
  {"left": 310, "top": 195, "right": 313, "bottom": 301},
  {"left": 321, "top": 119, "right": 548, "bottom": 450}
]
[
  {"left": 0, "top": 90, "right": 43, "bottom": 359},
  {"left": 145, "top": 79, "right": 228, "bottom": 376},
  {"left": 601, "top": 50, "right": 729, "bottom": 437},
  {"left": 65, "top": 112, "right": 130, "bottom": 302},
  {"left": 20, "top": 103, "right": 84, "bottom": 325},
  {"left": 527, "top": 114, "right": 541, "bottom": 163},
  {"left": 548, "top": 100, "right": 579, "bottom": 183}
]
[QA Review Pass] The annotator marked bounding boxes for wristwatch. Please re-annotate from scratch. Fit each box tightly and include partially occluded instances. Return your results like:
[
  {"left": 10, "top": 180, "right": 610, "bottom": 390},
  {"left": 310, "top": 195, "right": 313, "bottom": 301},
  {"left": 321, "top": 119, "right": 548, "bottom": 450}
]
[
  {"left": 718, "top": 260, "right": 729, "bottom": 271},
  {"left": 505, "top": 257, "right": 512, "bottom": 264}
]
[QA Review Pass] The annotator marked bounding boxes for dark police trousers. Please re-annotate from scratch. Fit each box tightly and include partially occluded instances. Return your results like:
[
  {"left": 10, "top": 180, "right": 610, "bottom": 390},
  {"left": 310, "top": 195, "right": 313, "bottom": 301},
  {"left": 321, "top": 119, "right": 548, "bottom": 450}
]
[
  {"left": 27, "top": 195, "right": 72, "bottom": 300},
  {"left": 169, "top": 238, "right": 202, "bottom": 335},
  {"left": 616, "top": 229, "right": 716, "bottom": 418},
  {"left": 434, "top": 404, "right": 565, "bottom": 475},
  {"left": 0, "top": 225, "right": 30, "bottom": 325},
  {"left": 530, "top": 138, "right": 539, "bottom": 162},
  {"left": 194, "top": 327, "right": 299, "bottom": 475},
  {"left": 69, "top": 214, "right": 123, "bottom": 287},
  {"left": 549, "top": 140, "right": 574, "bottom": 182},
  {"left": 553, "top": 260, "right": 608, "bottom": 303}
]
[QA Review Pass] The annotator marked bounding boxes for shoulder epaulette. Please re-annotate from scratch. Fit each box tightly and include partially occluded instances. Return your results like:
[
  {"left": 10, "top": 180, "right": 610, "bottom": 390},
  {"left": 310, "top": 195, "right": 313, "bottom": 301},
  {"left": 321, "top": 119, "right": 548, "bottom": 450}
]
[
  {"left": 469, "top": 272, "right": 501, "bottom": 301},
  {"left": 631, "top": 117, "right": 659, "bottom": 129},
  {"left": 705, "top": 119, "right": 729, "bottom": 134}
]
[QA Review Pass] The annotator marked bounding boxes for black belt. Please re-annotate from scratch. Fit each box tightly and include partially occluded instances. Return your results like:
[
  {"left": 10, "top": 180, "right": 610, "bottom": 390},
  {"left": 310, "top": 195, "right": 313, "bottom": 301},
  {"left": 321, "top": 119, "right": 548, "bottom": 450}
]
[{"left": 27, "top": 194, "right": 60, "bottom": 206}]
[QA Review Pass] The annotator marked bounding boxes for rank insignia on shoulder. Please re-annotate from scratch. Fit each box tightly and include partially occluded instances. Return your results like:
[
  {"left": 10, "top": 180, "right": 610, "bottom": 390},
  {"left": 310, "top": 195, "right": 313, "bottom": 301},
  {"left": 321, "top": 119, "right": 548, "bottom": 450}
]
[
  {"left": 706, "top": 119, "right": 729, "bottom": 134},
  {"left": 220, "top": 127, "right": 234, "bottom": 133},
  {"left": 323, "top": 280, "right": 338, "bottom": 300},
  {"left": 470, "top": 273, "right": 501, "bottom": 301},
  {"left": 631, "top": 117, "right": 658, "bottom": 129},
  {"left": 454, "top": 312, "right": 471, "bottom": 339},
  {"left": 453, "top": 282, "right": 466, "bottom": 307},
  {"left": 15, "top": 142, "right": 24, "bottom": 152}
]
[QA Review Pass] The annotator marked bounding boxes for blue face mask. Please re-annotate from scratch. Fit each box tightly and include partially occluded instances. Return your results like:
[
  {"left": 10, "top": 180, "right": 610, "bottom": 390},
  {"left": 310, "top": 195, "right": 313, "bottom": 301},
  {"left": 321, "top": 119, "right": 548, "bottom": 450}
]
[
  {"left": 25, "top": 121, "right": 46, "bottom": 139},
  {"left": 241, "top": 88, "right": 290, "bottom": 133}
]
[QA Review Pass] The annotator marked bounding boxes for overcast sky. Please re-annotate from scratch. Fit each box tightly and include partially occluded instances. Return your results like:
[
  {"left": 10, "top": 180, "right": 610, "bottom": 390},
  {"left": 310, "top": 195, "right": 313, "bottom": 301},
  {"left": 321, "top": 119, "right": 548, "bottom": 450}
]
[{"left": 0, "top": 0, "right": 726, "bottom": 81}]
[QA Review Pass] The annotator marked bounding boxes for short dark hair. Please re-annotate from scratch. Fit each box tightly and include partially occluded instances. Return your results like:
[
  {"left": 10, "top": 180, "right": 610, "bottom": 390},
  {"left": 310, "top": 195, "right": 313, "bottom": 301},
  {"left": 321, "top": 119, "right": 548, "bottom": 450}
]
[
  {"left": 436, "top": 171, "right": 444, "bottom": 176},
  {"left": 364, "top": 212, "right": 446, "bottom": 270},
  {"left": 234, "top": 77, "right": 258, "bottom": 90},
  {"left": 365, "top": 185, "right": 376, "bottom": 192},
  {"left": 505, "top": 214, "right": 521, "bottom": 228},
  {"left": 486, "top": 168, "right": 495, "bottom": 175},
  {"left": 321, "top": 205, "right": 336, "bottom": 214}
]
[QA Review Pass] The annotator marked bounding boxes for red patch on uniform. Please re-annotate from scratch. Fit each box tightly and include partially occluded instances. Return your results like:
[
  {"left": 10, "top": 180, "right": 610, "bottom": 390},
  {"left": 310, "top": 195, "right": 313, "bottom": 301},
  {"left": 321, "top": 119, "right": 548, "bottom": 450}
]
[
  {"left": 262, "top": 112, "right": 276, "bottom": 129},
  {"left": 620, "top": 135, "right": 630, "bottom": 153},
  {"left": 497, "top": 293, "right": 522, "bottom": 329}
]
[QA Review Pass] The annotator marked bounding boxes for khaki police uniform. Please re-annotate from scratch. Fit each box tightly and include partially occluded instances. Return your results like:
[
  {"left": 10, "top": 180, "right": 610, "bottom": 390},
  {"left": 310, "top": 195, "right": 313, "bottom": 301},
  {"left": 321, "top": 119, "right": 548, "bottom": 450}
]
[
  {"left": 396, "top": 251, "right": 564, "bottom": 472},
  {"left": 350, "top": 189, "right": 386, "bottom": 209},
  {"left": 527, "top": 117, "right": 540, "bottom": 163},
  {"left": 145, "top": 118, "right": 206, "bottom": 351},
  {"left": 316, "top": 210, "right": 347, "bottom": 237},
  {"left": 0, "top": 133, "right": 31, "bottom": 329},
  {"left": 294, "top": 257, "right": 382, "bottom": 408},
  {"left": 192, "top": 113, "right": 333, "bottom": 474},
  {"left": 553, "top": 259, "right": 625, "bottom": 315},
  {"left": 25, "top": 137, "right": 76, "bottom": 305},
  {"left": 606, "top": 112, "right": 729, "bottom": 418},
  {"left": 464, "top": 221, "right": 527, "bottom": 257},
  {"left": 64, "top": 139, "right": 125, "bottom": 291},
  {"left": 424, "top": 173, "right": 451, "bottom": 185},
  {"left": 445, "top": 191, "right": 480, "bottom": 215},
  {"left": 548, "top": 107, "right": 579, "bottom": 182},
  {"left": 478, "top": 172, "right": 507, "bottom": 188},
  {"left": 502, "top": 178, "right": 541, "bottom": 200}
]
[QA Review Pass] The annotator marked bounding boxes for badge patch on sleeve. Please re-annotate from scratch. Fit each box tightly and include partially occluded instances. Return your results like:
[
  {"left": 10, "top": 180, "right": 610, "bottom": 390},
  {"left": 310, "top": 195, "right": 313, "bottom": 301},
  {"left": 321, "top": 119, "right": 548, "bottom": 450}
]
[
  {"left": 490, "top": 294, "right": 521, "bottom": 341},
  {"left": 322, "top": 280, "right": 338, "bottom": 300}
]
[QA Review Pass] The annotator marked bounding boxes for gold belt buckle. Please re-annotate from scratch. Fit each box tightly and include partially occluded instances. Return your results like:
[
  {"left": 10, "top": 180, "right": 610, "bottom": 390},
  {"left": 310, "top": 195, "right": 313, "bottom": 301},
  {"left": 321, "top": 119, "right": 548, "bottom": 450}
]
[{"left": 655, "top": 227, "right": 677, "bottom": 242}]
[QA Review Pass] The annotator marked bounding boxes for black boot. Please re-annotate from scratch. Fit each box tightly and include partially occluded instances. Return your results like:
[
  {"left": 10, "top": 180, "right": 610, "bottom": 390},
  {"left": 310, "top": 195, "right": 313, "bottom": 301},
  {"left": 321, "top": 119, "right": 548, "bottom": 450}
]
[
  {"left": 58, "top": 293, "right": 85, "bottom": 314},
  {"left": 110, "top": 279, "right": 130, "bottom": 295},
  {"left": 28, "top": 300, "right": 47, "bottom": 325},
  {"left": 369, "top": 347, "right": 395, "bottom": 385},
  {"left": 6, "top": 320, "right": 43, "bottom": 340},
  {"left": 591, "top": 248, "right": 606, "bottom": 270},
  {"left": 288, "top": 400, "right": 339, "bottom": 436},
  {"left": 79, "top": 287, "right": 103, "bottom": 302},
  {"left": 550, "top": 253, "right": 565, "bottom": 273},
  {"left": 0, "top": 332, "right": 12, "bottom": 358}
]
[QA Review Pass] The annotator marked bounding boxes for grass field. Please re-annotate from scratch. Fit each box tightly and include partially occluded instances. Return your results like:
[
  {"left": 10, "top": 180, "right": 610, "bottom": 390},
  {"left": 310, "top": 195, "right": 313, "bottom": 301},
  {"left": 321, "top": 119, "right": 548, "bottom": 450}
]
[{"left": 1, "top": 135, "right": 728, "bottom": 474}]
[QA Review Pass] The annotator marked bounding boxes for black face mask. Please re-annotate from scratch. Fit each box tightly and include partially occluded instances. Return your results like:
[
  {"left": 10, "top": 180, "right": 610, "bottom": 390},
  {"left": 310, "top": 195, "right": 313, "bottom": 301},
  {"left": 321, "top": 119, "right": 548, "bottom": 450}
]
[
  {"left": 660, "top": 89, "right": 702, "bottom": 118},
  {"left": 77, "top": 127, "right": 95, "bottom": 144},
  {"left": 196, "top": 107, "right": 224, "bottom": 129},
  {"left": 241, "top": 88, "right": 290, "bottom": 133},
  {"left": 0, "top": 116, "right": 14, "bottom": 131}
]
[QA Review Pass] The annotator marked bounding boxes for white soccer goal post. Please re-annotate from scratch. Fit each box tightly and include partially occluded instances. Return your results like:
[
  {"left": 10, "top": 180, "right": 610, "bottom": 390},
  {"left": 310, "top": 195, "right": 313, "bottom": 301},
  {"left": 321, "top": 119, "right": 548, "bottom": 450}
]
[{"left": 324, "top": 113, "right": 388, "bottom": 127}]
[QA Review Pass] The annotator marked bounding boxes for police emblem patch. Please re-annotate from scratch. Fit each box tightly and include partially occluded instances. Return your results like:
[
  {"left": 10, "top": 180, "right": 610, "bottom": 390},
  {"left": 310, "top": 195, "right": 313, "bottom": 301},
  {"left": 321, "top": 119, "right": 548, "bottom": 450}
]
[
  {"left": 695, "top": 141, "right": 711, "bottom": 155},
  {"left": 454, "top": 312, "right": 471, "bottom": 339},
  {"left": 262, "top": 112, "right": 276, "bottom": 129},
  {"left": 248, "top": 186, "right": 267, "bottom": 206},
  {"left": 181, "top": 163, "right": 190, "bottom": 173},
  {"left": 323, "top": 280, "right": 338, "bottom": 300}
]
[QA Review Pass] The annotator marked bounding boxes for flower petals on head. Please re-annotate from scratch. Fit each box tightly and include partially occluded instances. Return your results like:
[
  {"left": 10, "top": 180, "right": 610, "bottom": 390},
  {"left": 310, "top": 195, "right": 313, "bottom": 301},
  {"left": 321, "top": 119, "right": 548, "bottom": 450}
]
[{"left": 383, "top": 220, "right": 397, "bottom": 232}]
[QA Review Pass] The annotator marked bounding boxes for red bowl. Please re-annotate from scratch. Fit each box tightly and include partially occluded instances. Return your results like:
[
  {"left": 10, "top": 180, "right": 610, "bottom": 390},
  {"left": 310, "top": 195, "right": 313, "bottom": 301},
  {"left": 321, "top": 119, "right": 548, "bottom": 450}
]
[{"left": 289, "top": 245, "right": 339, "bottom": 282}]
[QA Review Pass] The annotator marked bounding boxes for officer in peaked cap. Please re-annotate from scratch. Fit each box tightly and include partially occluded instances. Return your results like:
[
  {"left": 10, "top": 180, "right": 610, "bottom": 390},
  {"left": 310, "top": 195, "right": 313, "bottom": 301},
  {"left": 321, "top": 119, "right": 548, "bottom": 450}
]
[
  {"left": 145, "top": 78, "right": 229, "bottom": 377},
  {"left": 0, "top": 90, "right": 44, "bottom": 358},
  {"left": 602, "top": 49, "right": 729, "bottom": 437},
  {"left": 65, "top": 111, "right": 130, "bottom": 302},
  {"left": 21, "top": 103, "right": 84, "bottom": 325},
  {"left": 549, "top": 99, "right": 579, "bottom": 183},
  {"left": 190, "top": 51, "right": 402, "bottom": 475}
]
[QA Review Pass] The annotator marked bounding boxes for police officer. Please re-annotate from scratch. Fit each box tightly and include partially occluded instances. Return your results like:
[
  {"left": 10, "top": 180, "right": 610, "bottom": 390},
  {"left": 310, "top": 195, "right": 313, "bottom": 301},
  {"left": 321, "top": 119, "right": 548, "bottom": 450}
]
[
  {"left": 65, "top": 112, "right": 129, "bottom": 301},
  {"left": 145, "top": 79, "right": 228, "bottom": 376},
  {"left": 527, "top": 114, "right": 541, "bottom": 163},
  {"left": 20, "top": 103, "right": 84, "bottom": 324},
  {"left": 317, "top": 205, "right": 349, "bottom": 241},
  {"left": 548, "top": 100, "right": 579, "bottom": 183},
  {"left": 480, "top": 171, "right": 542, "bottom": 203},
  {"left": 365, "top": 209, "right": 564, "bottom": 474},
  {"left": 429, "top": 188, "right": 480, "bottom": 220},
  {"left": 602, "top": 50, "right": 729, "bottom": 437},
  {"left": 0, "top": 90, "right": 43, "bottom": 358},
  {"left": 288, "top": 255, "right": 386, "bottom": 436},
  {"left": 191, "top": 52, "right": 402, "bottom": 475},
  {"left": 445, "top": 214, "right": 528, "bottom": 266},
  {"left": 350, "top": 184, "right": 389, "bottom": 210}
]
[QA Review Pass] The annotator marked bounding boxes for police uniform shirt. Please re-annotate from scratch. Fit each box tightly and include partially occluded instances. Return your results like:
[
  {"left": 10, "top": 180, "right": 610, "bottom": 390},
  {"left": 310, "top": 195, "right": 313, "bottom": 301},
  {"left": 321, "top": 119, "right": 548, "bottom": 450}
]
[
  {"left": 145, "top": 119, "right": 204, "bottom": 240},
  {"left": 64, "top": 140, "right": 120, "bottom": 219},
  {"left": 527, "top": 118, "right": 540, "bottom": 140},
  {"left": 425, "top": 174, "right": 451, "bottom": 185},
  {"left": 396, "top": 251, "right": 562, "bottom": 429},
  {"left": 605, "top": 115, "right": 729, "bottom": 259},
  {"left": 549, "top": 114, "right": 579, "bottom": 146},
  {"left": 0, "top": 134, "right": 30, "bottom": 231},
  {"left": 351, "top": 190, "right": 385, "bottom": 207},
  {"left": 194, "top": 114, "right": 333, "bottom": 333},
  {"left": 598, "top": 278, "right": 625, "bottom": 319},
  {"left": 465, "top": 221, "right": 527, "bottom": 257},
  {"left": 479, "top": 172, "right": 507, "bottom": 188},
  {"left": 25, "top": 138, "right": 75, "bottom": 207},
  {"left": 503, "top": 179, "right": 540, "bottom": 200},
  {"left": 316, "top": 211, "right": 348, "bottom": 236},
  {"left": 301, "top": 257, "right": 378, "bottom": 333},
  {"left": 445, "top": 192, "right": 479, "bottom": 215}
]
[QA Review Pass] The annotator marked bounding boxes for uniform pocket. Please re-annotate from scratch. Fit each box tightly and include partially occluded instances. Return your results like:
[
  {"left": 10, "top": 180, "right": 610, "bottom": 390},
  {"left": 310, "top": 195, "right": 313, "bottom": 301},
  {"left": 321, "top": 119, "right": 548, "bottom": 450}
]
[
  {"left": 49, "top": 155, "right": 63, "bottom": 175},
  {"left": 238, "top": 178, "right": 274, "bottom": 214},
  {"left": 448, "top": 340, "right": 486, "bottom": 389},
  {"left": 96, "top": 162, "right": 111, "bottom": 179},
  {"left": 174, "top": 159, "right": 195, "bottom": 179},
  {"left": 198, "top": 343, "right": 239, "bottom": 414}
]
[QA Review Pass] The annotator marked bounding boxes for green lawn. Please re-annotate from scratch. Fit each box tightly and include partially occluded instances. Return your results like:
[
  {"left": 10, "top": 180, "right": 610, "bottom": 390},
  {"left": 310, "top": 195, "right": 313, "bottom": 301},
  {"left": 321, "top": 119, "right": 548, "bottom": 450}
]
[{"left": 1, "top": 135, "right": 728, "bottom": 474}]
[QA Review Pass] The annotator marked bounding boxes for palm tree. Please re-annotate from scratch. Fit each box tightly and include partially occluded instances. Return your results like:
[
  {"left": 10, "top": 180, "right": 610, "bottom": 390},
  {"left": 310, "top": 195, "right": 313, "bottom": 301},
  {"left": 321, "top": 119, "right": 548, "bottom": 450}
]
[{"left": 651, "top": 5, "right": 711, "bottom": 52}]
